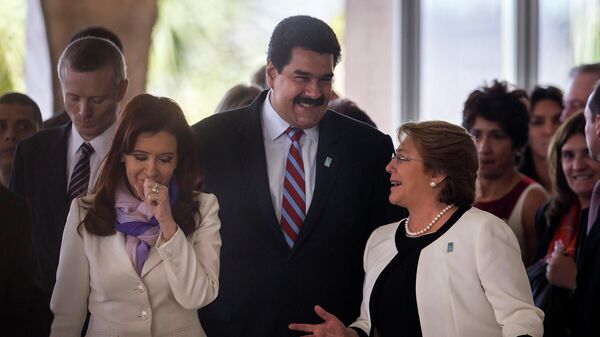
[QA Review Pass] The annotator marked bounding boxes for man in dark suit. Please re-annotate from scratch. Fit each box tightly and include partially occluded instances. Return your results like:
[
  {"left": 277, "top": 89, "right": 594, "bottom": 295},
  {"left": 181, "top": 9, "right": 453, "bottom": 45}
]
[
  {"left": 0, "top": 185, "right": 52, "bottom": 337},
  {"left": 193, "top": 15, "right": 404, "bottom": 337},
  {"left": 573, "top": 81, "right": 600, "bottom": 336},
  {"left": 9, "top": 37, "right": 128, "bottom": 319}
]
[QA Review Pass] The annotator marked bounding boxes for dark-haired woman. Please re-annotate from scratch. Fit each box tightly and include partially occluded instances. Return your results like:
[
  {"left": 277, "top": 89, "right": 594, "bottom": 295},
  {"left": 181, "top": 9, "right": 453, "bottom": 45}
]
[
  {"left": 519, "top": 86, "right": 564, "bottom": 193},
  {"left": 531, "top": 112, "right": 600, "bottom": 336},
  {"left": 463, "top": 80, "right": 549, "bottom": 265},
  {"left": 50, "top": 94, "right": 221, "bottom": 337}
]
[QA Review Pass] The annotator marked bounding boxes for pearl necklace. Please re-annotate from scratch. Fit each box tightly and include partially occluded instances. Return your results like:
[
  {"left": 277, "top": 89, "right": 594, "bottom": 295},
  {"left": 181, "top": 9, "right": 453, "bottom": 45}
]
[{"left": 405, "top": 204, "right": 454, "bottom": 237}]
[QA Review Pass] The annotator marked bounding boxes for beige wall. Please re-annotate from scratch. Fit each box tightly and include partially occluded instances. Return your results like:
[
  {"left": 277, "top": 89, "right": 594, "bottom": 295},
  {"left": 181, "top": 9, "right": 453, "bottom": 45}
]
[
  {"left": 41, "top": 0, "right": 157, "bottom": 113},
  {"left": 345, "top": 0, "right": 399, "bottom": 137}
]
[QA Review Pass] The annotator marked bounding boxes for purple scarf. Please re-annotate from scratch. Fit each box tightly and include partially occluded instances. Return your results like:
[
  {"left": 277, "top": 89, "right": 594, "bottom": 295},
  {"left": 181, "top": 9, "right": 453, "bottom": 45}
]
[{"left": 115, "top": 178, "right": 179, "bottom": 274}]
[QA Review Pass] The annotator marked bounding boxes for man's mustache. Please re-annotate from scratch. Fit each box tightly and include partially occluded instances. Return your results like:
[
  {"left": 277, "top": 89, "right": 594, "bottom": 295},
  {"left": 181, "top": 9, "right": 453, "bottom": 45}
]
[{"left": 294, "top": 95, "right": 325, "bottom": 107}]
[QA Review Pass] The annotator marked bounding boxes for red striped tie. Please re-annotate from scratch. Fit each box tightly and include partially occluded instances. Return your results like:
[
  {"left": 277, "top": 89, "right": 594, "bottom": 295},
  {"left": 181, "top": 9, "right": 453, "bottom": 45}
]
[
  {"left": 281, "top": 126, "right": 305, "bottom": 247},
  {"left": 67, "top": 142, "right": 94, "bottom": 203}
]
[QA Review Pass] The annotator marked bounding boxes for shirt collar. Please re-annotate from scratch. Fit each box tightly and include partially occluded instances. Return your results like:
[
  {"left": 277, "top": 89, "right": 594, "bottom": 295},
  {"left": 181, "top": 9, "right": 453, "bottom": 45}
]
[
  {"left": 261, "top": 90, "right": 319, "bottom": 141},
  {"left": 69, "top": 121, "right": 117, "bottom": 157}
]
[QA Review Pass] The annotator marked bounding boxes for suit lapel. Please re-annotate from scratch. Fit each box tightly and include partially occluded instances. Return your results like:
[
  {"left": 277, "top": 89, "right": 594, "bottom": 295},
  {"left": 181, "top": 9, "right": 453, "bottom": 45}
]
[
  {"left": 99, "top": 232, "right": 142, "bottom": 281},
  {"left": 580, "top": 216, "right": 600, "bottom": 269},
  {"left": 292, "top": 111, "right": 342, "bottom": 253},
  {"left": 237, "top": 93, "right": 287, "bottom": 249},
  {"left": 44, "top": 124, "right": 70, "bottom": 230},
  {"left": 140, "top": 246, "right": 162, "bottom": 278}
]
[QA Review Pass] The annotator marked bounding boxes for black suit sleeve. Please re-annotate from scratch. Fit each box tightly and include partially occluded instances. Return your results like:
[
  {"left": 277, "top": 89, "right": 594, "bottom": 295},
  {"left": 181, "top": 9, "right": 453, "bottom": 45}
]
[
  {"left": 533, "top": 203, "right": 550, "bottom": 261},
  {"left": 194, "top": 122, "right": 211, "bottom": 193},
  {"left": 0, "top": 188, "right": 52, "bottom": 337},
  {"left": 8, "top": 141, "right": 26, "bottom": 197},
  {"left": 350, "top": 326, "right": 369, "bottom": 337}
]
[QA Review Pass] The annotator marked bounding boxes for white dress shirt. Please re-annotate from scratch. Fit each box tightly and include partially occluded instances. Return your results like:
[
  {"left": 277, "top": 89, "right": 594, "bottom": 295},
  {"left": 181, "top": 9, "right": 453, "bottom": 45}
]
[
  {"left": 66, "top": 121, "right": 116, "bottom": 193},
  {"left": 261, "top": 90, "right": 318, "bottom": 222}
]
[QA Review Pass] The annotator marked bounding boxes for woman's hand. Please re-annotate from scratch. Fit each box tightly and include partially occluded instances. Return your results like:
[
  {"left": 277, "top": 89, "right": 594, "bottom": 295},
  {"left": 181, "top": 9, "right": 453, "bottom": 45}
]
[
  {"left": 288, "top": 305, "right": 359, "bottom": 337},
  {"left": 143, "top": 178, "right": 177, "bottom": 241},
  {"left": 546, "top": 240, "right": 577, "bottom": 289}
]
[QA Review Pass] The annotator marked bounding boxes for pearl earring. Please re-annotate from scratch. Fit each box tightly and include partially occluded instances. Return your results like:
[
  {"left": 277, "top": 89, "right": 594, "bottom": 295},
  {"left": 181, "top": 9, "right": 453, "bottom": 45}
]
[{"left": 429, "top": 181, "right": 437, "bottom": 188}]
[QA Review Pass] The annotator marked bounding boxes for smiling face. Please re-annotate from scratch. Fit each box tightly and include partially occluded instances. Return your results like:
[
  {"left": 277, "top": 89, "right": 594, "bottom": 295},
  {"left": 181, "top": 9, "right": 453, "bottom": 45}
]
[
  {"left": 470, "top": 117, "right": 518, "bottom": 180},
  {"left": 529, "top": 99, "right": 562, "bottom": 159},
  {"left": 62, "top": 64, "right": 127, "bottom": 141},
  {"left": 122, "top": 131, "right": 178, "bottom": 199},
  {"left": 561, "top": 133, "right": 600, "bottom": 203},
  {"left": 385, "top": 136, "right": 435, "bottom": 208},
  {"left": 266, "top": 47, "right": 334, "bottom": 129}
]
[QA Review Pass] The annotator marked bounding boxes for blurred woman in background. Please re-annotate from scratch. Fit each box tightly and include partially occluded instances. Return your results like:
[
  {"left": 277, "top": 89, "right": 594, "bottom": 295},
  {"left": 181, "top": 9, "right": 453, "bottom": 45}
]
[
  {"left": 520, "top": 86, "right": 564, "bottom": 193},
  {"left": 463, "top": 80, "right": 548, "bottom": 265},
  {"left": 530, "top": 111, "right": 600, "bottom": 336}
]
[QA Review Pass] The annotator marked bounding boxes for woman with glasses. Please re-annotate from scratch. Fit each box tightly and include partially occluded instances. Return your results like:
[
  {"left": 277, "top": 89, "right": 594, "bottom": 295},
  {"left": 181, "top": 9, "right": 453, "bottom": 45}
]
[{"left": 290, "top": 121, "right": 543, "bottom": 337}]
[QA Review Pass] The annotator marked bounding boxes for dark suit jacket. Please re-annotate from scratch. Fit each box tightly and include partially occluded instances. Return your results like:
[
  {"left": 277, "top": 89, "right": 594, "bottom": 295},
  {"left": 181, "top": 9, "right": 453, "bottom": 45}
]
[
  {"left": 193, "top": 91, "right": 405, "bottom": 337},
  {"left": 9, "top": 123, "right": 71, "bottom": 302},
  {"left": 574, "top": 208, "right": 600, "bottom": 336},
  {"left": 0, "top": 185, "right": 52, "bottom": 337},
  {"left": 42, "top": 111, "right": 71, "bottom": 129}
]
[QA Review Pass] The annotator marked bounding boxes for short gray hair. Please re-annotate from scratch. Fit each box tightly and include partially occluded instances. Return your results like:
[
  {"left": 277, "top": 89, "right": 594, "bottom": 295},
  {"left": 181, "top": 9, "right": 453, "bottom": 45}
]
[{"left": 57, "top": 36, "right": 127, "bottom": 85}]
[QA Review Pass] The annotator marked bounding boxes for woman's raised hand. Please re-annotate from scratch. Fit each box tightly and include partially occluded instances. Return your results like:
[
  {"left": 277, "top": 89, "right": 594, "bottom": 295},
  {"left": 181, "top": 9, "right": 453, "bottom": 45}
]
[
  {"left": 143, "top": 178, "right": 177, "bottom": 240},
  {"left": 288, "top": 305, "right": 359, "bottom": 337}
]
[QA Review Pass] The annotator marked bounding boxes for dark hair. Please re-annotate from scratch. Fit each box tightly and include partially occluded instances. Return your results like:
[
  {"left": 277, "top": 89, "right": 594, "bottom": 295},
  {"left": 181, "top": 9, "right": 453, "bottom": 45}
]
[
  {"left": 58, "top": 37, "right": 127, "bottom": 85},
  {"left": 70, "top": 25, "right": 124, "bottom": 53},
  {"left": 530, "top": 85, "right": 563, "bottom": 113},
  {"left": 398, "top": 121, "right": 478, "bottom": 206},
  {"left": 569, "top": 63, "right": 600, "bottom": 78},
  {"left": 0, "top": 92, "right": 42, "bottom": 125},
  {"left": 329, "top": 98, "right": 377, "bottom": 128},
  {"left": 82, "top": 94, "right": 200, "bottom": 236},
  {"left": 267, "top": 15, "right": 341, "bottom": 72},
  {"left": 546, "top": 112, "right": 586, "bottom": 218},
  {"left": 214, "top": 84, "right": 262, "bottom": 113},
  {"left": 588, "top": 81, "right": 600, "bottom": 119},
  {"left": 462, "top": 80, "right": 530, "bottom": 149}
]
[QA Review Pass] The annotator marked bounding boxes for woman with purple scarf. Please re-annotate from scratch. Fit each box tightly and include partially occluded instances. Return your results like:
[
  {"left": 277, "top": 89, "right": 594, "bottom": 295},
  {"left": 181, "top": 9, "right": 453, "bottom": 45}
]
[{"left": 50, "top": 94, "right": 221, "bottom": 337}]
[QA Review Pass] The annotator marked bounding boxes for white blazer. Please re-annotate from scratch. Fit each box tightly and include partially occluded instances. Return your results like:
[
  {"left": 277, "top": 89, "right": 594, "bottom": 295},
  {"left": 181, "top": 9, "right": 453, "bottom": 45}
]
[
  {"left": 349, "top": 207, "right": 544, "bottom": 337},
  {"left": 50, "top": 193, "right": 221, "bottom": 337}
]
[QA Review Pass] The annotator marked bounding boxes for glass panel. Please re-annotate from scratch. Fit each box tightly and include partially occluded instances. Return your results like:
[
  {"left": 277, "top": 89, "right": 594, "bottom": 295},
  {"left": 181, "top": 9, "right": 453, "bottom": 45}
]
[
  {"left": 569, "top": 0, "right": 600, "bottom": 64},
  {"left": 420, "top": 0, "right": 510, "bottom": 125},
  {"left": 537, "top": 0, "right": 571, "bottom": 89}
]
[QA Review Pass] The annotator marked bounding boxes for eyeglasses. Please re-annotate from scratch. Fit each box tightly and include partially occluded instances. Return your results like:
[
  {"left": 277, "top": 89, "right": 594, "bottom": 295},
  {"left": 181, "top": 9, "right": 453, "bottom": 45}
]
[{"left": 391, "top": 153, "right": 423, "bottom": 163}]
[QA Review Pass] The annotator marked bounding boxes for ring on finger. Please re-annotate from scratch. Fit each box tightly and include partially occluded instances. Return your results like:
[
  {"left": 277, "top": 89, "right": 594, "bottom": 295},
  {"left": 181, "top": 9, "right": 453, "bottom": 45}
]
[{"left": 151, "top": 183, "right": 160, "bottom": 194}]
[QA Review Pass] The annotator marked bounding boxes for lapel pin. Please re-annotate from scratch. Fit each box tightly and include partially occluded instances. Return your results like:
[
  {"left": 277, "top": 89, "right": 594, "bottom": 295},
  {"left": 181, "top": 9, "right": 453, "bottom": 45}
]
[
  {"left": 324, "top": 157, "right": 332, "bottom": 167},
  {"left": 447, "top": 242, "right": 454, "bottom": 253}
]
